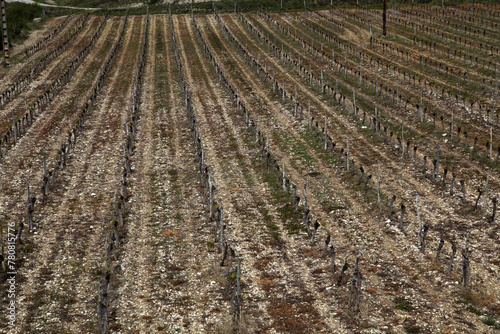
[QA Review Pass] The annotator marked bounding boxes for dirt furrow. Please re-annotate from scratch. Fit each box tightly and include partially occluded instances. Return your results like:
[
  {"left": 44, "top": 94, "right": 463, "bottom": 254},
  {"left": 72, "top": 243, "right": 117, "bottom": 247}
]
[
  {"left": 176, "top": 14, "right": 342, "bottom": 332},
  {"left": 0, "top": 9, "right": 498, "bottom": 334},
  {"left": 225, "top": 12, "right": 500, "bottom": 236},
  {"left": 255, "top": 12, "right": 500, "bottom": 158},
  {"left": 223, "top": 14, "right": 453, "bottom": 222},
  {"left": 243, "top": 9, "right": 500, "bottom": 246},
  {"left": 19, "top": 14, "right": 78, "bottom": 60},
  {"left": 10, "top": 15, "right": 142, "bottom": 334},
  {"left": 268, "top": 10, "right": 500, "bottom": 161},
  {"left": 202, "top": 14, "right": 499, "bottom": 332},
  {"left": 114, "top": 14, "right": 228, "bottom": 332},
  {"left": 0, "top": 17, "right": 121, "bottom": 227},
  {"left": 0, "top": 15, "right": 71, "bottom": 86},
  {"left": 112, "top": 14, "right": 183, "bottom": 332},
  {"left": 203, "top": 13, "right": 453, "bottom": 332},
  {"left": 301, "top": 11, "right": 500, "bottom": 142},
  {"left": 245, "top": 12, "right": 500, "bottom": 234},
  {"left": 0, "top": 15, "right": 96, "bottom": 123},
  {"left": 176, "top": 14, "right": 273, "bottom": 329},
  {"left": 113, "top": 12, "right": 157, "bottom": 326}
]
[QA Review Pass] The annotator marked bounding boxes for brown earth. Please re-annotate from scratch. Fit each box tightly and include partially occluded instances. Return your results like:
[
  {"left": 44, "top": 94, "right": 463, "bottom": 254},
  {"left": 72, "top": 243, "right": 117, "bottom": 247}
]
[{"left": 0, "top": 5, "right": 499, "bottom": 334}]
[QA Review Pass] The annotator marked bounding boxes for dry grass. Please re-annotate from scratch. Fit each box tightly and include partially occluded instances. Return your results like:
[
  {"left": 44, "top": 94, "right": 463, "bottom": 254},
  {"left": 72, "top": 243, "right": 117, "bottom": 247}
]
[
  {"left": 203, "top": 261, "right": 227, "bottom": 287},
  {"left": 267, "top": 298, "right": 320, "bottom": 333},
  {"left": 211, "top": 313, "right": 255, "bottom": 334},
  {"left": 311, "top": 265, "right": 329, "bottom": 274},
  {"left": 300, "top": 246, "right": 320, "bottom": 258},
  {"left": 253, "top": 256, "right": 272, "bottom": 270},
  {"left": 461, "top": 286, "right": 497, "bottom": 310},
  {"left": 162, "top": 230, "right": 181, "bottom": 237},
  {"left": 257, "top": 278, "right": 276, "bottom": 292}
]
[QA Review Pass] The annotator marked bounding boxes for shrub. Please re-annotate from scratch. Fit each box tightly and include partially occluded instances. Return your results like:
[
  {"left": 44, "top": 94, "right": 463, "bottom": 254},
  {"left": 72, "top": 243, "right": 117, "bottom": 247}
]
[
  {"left": 5, "top": 2, "right": 43, "bottom": 45},
  {"left": 394, "top": 297, "right": 413, "bottom": 312}
]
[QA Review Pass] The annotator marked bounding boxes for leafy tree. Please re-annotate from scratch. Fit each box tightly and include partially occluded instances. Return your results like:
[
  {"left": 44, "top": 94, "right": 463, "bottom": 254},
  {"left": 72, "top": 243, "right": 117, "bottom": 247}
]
[{"left": 4, "top": 2, "right": 43, "bottom": 46}]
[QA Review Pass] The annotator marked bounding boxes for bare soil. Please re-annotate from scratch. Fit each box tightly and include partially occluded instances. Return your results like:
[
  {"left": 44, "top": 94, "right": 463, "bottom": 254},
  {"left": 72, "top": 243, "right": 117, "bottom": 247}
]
[{"left": 1, "top": 5, "right": 499, "bottom": 334}]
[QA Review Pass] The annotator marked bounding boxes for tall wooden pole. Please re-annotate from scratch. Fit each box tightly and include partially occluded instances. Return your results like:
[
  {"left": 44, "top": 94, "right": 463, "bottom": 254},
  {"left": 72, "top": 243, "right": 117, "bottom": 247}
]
[
  {"left": 383, "top": 0, "right": 387, "bottom": 37},
  {"left": 1, "top": 0, "right": 9, "bottom": 65}
]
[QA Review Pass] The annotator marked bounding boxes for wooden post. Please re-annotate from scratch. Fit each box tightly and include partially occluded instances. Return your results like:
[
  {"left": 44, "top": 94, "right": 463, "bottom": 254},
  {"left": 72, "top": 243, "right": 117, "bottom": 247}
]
[
  {"left": 420, "top": 90, "right": 423, "bottom": 122},
  {"left": 354, "top": 271, "right": 362, "bottom": 313},
  {"left": 321, "top": 70, "right": 324, "bottom": 93},
  {"left": 377, "top": 162, "right": 380, "bottom": 203},
  {"left": 420, "top": 224, "right": 429, "bottom": 252},
  {"left": 346, "top": 137, "right": 349, "bottom": 171},
  {"left": 236, "top": 258, "right": 241, "bottom": 318},
  {"left": 436, "top": 239, "right": 445, "bottom": 259},
  {"left": 282, "top": 155, "right": 285, "bottom": 191},
  {"left": 11, "top": 109, "right": 16, "bottom": 142},
  {"left": 465, "top": 230, "right": 469, "bottom": 257},
  {"left": 462, "top": 251, "right": 470, "bottom": 287},
  {"left": 490, "top": 127, "right": 493, "bottom": 159},
  {"left": 401, "top": 124, "right": 404, "bottom": 158},
  {"left": 383, "top": 0, "right": 387, "bottom": 36},
  {"left": 436, "top": 143, "right": 440, "bottom": 181},
  {"left": 388, "top": 195, "right": 396, "bottom": 219},
  {"left": 460, "top": 180, "right": 466, "bottom": 203},
  {"left": 27, "top": 179, "right": 34, "bottom": 232},
  {"left": 447, "top": 243, "right": 457, "bottom": 274},
  {"left": 304, "top": 209, "right": 311, "bottom": 237},
  {"left": 399, "top": 203, "right": 406, "bottom": 231},
  {"left": 218, "top": 208, "right": 224, "bottom": 252},
  {"left": 490, "top": 197, "right": 498, "bottom": 223},
  {"left": 483, "top": 172, "right": 490, "bottom": 211},
  {"left": 359, "top": 58, "right": 362, "bottom": 84},
  {"left": 113, "top": 220, "right": 120, "bottom": 246},
  {"left": 324, "top": 116, "right": 327, "bottom": 150},
  {"left": 209, "top": 174, "right": 214, "bottom": 219},
  {"left": 294, "top": 184, "right": 299, "bottom": 213},
  {"left": 353, "top": 90, "right": 356, "bottom": 116},
  {"left": 304, "top": 183, "right": 308, "bottom": 211},
  {"left": 416, "top": 195, "right": 422, "bottom": 242},
  {"left": 1, "top": 0, "right": 10, "bottom": 65},
  {"left": 294, "top": 88, "right": 297, "bottom": 116},
  {"left": 308, "top": 101, "right": 311, "bottom": 130},
  {"left": 450, "top": 111, "right": 453, "bottom": 137},
  {"left": 349, "top": 243, "right": 362, "bottom": 310}
]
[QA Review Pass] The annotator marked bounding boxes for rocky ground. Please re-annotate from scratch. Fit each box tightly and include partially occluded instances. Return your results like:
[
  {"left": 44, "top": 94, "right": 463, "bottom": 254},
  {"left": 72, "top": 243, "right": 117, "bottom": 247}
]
[{"left": 1, "top": 4, "right": 499, "bottom": 334}]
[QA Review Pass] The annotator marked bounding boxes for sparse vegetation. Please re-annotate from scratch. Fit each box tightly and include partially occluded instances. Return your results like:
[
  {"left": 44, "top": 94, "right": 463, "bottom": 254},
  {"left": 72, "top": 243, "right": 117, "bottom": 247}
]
[
  {"left": 394, "top": 297, "right": 413, "bottom": 312},
  {"left": 0, "top": 1, "right": 499, "bottom": 333},
  {"left": 5, "top": 3, "right": 44, "bottom": 46}
]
